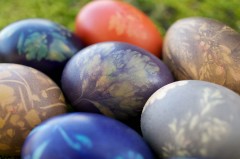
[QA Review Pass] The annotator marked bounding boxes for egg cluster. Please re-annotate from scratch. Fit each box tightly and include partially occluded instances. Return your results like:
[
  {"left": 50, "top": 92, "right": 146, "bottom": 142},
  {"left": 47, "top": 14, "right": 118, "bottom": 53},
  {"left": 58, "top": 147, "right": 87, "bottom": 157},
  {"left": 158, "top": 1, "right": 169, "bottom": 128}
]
[{"left": 0, "top": 1, "right": 239, "bottom": 159}]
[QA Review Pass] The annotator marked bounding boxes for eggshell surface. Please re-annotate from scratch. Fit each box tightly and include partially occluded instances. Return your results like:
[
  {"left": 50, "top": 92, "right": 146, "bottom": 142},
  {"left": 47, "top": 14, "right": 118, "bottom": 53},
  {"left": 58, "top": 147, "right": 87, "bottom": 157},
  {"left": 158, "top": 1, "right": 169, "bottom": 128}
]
[
  {"left": 141, "top": 80, "right": 240, "bottom": 159},
  {"left": 0, "top": 64, "right": 67, "bottom": 156},
  {"left": 0, "top": 18, "right": 84, "bottom": 83},
  {"left": 22, "top": 113, "right": 154, "bottom": 159},
  {"left": 75, "top": 0, "right": 163, "bottom": 57},
  {"left": 61, "top": 42, "right": 174, "bottom": 128},
  {"left": 163, "top": 17, "right": 240, "bottom": 94}
]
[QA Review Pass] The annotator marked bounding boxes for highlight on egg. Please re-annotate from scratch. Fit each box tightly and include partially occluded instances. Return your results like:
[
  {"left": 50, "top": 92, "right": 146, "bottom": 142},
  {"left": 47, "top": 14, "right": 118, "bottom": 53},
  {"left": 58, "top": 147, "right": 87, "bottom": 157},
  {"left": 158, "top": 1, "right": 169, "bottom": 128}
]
[
  {"left": 22, "top": 113, "right": 154, "bottom": 159},
  {"left": 163, "top": 17, "right": 240, "bottom": 94},
  {"left": 0, "top": 18, "right": 85, "bottom": 84},
  {"left": 75, "top": 0, "right": 163, "bottom": 57},
  {"left": 0, "top": 63, "right": 67, "bottom": 157},
  {"left": 141, "top": 80, "right": 240, "bottom": 159}
]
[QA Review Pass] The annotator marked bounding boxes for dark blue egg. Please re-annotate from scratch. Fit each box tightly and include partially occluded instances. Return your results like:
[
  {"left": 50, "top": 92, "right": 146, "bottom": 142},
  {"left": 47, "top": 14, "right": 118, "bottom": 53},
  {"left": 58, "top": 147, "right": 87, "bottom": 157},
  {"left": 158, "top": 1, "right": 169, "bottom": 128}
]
[
  {"left": 169, "top": 158, "right": 211, "bottom": 159},
  {"left": 0, "top": 18, "right": 85, "bottom": 84},
  {"left": 21, "top": 113, "right": 154, "bottom": 159}
]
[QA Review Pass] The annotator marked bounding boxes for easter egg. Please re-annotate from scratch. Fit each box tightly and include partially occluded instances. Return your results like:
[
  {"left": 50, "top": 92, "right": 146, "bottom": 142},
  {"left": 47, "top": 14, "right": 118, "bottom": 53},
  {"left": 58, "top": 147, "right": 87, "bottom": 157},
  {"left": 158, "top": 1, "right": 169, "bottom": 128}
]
[
  {"left": 169, "top": 158, "right": 210, "bottom": 159},
  {"left": 0, "top": 63, "right": 67, "bottom": 157},
  {"left": 0, "top": 18, "right": 85, "bottom": 84},
  {"left": 75, "top": 0, "right": 163, "bottom": 57},
  {"left": 61, "top": 42, "right": 174, "bottom": 129},
  {"left": 22, "top": 113, "right": 154, "bottom": 159},
  {"left": 141, "top": 80, "right": 240, "bottom": 159},
  {"left": 163, "top": 17, "right": 240, "bottom": 94}
]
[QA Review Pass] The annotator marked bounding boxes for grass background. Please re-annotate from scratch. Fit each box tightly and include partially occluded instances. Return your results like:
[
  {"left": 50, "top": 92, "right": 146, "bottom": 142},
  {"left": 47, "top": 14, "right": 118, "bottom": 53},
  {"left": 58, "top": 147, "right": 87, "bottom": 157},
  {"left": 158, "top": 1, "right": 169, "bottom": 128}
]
[{"left": 0, "top": 0, "right": 240, "bottom": 35}]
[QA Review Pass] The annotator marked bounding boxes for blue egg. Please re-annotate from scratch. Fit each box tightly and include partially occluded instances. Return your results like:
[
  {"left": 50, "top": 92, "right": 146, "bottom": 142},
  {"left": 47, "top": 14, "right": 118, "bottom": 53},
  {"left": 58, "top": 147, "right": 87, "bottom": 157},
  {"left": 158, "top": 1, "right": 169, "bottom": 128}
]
[
  {"left": 0, "top": 18, "right": 85, "bottom": 84},
  {"left": 169, "top": 158, "right": 211, "bottom": 159},
  {"left": 22, "top": 113, "right": 154, "bottom": 159}
]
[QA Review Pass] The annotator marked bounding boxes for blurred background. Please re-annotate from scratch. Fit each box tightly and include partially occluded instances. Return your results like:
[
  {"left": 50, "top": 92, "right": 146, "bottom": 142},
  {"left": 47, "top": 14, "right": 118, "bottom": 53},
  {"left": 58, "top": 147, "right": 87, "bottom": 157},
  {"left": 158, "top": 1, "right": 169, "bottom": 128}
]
[{"left": 0, "top": 0, "right": 240, "bottom": 35}]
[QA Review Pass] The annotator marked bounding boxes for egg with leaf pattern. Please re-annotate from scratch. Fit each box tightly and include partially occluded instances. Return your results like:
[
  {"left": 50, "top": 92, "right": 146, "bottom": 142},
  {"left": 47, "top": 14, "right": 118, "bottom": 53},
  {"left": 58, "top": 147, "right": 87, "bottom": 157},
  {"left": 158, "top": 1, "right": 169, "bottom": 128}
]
[
  {"left": 163, "top": 17, "right": 240, "bottom": 94},
  {"left": 141, "top": 80, "right": 240, "bottom": 159},
  {"left": 75, "top": 0, "right": 163, "bottom": 58},
  {"left": 22, "top": 113, "right": 154, "bottom": 159},
  {"left": 0, "top": 63, "right": 67, "bottom": 157},
  {"left": 61, "top": 42, "right": 174, "bottom": 130},
  {"left": 0, "top": 18, "right": 85, "bottom": 84}
]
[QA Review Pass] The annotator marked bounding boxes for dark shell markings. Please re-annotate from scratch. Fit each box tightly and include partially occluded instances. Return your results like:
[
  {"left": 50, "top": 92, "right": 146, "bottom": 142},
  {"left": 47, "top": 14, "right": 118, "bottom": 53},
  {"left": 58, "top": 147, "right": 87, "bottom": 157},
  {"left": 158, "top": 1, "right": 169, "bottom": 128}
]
[{"left": 62, "top": 42, "right": 174, "bottom": 122}]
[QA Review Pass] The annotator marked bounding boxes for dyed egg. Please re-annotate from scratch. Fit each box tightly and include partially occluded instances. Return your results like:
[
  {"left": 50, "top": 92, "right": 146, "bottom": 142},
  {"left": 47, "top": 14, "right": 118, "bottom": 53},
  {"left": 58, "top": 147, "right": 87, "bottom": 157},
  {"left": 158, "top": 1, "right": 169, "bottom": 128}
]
[
  {"left": 169, "top": 158, "right": 210, "bottom": 159},
  {"left": 22, "top": 113, "right": 154, "bottom": 159},
  {"left": 163, "top": 17, "right": 240, "bottom": 94},
  {"left": 0, "top": 64, "right": 67, "bottom": 157},
  {"left": 141, "top": 80, "right": 240, "bottom": 159},
  {"left": 75, "top": 0, "right": 163, "bottom": 57},
  {"left": 0, "top": 18, "right": 85, "bottom": 84},
  {"left": 61, "top": 42, "right": 174, "bottom": 129}
]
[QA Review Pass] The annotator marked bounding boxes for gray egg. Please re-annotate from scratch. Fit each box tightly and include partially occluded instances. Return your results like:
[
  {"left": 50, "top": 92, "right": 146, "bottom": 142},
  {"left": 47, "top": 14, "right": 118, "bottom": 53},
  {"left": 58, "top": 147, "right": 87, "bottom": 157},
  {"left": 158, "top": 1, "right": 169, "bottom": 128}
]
[
  {"left": 163, "top": 17, "right": 240, "bottom": 94},
  {"left": 141, "top": 80, "right": 240, "bottom": 159}
]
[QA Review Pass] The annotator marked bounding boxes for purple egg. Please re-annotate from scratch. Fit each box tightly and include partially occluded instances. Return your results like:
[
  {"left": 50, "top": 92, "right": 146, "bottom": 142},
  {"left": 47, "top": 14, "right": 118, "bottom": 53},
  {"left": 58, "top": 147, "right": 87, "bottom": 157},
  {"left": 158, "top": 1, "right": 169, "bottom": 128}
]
[
  {"left": 61, "top": 42, "right": 174, "bottom": 129},
  {"left": 22, "top": 113, "right": 154, "bottom": 159},
  {"left": 0, "top": 18, "right": 85, "bottom": 84}
]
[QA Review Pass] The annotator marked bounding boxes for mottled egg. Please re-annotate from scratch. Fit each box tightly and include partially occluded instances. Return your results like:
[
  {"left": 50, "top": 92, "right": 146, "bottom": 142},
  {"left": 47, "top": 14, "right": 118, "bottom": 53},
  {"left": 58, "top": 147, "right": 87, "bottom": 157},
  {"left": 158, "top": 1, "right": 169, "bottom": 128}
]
[
  {"left": 141, "top": 80, "right": 240, "bottom": 159},
  {"left": 0, "top": 18, "right": 85, "bottom": 84},
  {"left": 75, "top": 0, "right": 163, "bottom": 57},
  {"left": 22, "top": 113, "right": 154, "bottom": 159},
  {"left": 163, "top": 17, "right": 240, "bottom": 94},
  {"left": 0, "top": 63, "right": 67, "bottom": 157},
  {"left": 61, "top": 42, "right": 174, "bottom": 129}
]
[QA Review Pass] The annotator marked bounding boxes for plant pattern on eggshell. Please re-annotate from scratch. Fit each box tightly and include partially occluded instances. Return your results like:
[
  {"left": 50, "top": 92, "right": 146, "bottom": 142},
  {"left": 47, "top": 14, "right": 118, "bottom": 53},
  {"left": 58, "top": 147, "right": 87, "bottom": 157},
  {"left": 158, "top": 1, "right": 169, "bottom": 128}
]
[
  {"left": 163, "top": 18, "right": 240, "bottom": 93},
  {"left": 17, "top": 28, "right": 74, "bottom": 62},
  {"left": 74, "top": 43, "right": 161, "bottom": 119},
  {"left": 0, "top": 64, "right": 66, "bottom": 155},
  {"left": 160, "top": 87, "right": 230, "bottom": 158},
  {"left": 108, "top": 10, "right": 148, "bottom": 40}
]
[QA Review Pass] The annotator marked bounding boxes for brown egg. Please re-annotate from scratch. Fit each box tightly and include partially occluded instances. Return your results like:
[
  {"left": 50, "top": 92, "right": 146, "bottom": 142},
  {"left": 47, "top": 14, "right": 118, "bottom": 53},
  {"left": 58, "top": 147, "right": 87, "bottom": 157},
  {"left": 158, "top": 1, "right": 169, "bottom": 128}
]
[
  {"left": 0, "top": 63, "right": 67, "bottom": 157},
  {"left": 163, "top": 17, "right": 240, "bottom": 94}
]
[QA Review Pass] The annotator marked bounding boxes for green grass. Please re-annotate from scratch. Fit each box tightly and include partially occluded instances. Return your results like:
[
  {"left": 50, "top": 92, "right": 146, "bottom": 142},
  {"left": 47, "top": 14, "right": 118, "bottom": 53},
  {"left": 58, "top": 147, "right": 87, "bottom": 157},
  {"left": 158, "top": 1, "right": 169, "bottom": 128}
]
[{"left": 0, "top": 0, "right": 240, "bottom": 35}]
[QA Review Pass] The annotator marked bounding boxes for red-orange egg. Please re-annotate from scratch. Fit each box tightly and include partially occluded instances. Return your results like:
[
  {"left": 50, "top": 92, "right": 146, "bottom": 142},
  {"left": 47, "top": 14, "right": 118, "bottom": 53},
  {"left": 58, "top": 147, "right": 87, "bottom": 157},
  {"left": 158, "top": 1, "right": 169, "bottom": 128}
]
[{"left": 75, "top": 0, "right": 163, "bottom": 58}]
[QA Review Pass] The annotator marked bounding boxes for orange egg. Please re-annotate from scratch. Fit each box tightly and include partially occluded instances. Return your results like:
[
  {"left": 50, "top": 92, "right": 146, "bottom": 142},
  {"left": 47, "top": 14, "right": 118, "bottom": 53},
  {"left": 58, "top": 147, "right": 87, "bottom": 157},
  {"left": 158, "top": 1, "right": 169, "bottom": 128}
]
[{"left": 75, "top": 0, "right": 163, "bottom": 58}]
